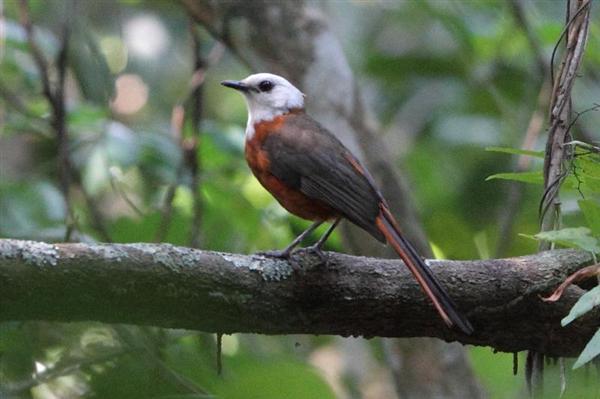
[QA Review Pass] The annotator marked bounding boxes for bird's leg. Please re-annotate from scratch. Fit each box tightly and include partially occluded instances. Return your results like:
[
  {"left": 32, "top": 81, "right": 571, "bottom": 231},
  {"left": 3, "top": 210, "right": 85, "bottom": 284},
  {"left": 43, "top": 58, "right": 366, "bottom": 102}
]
[
  {"left": 257, "top": 220, "right": 324, "bottom": 259},
  {"left": 302, "top": 218, "right": 341, "bottom": 262}
]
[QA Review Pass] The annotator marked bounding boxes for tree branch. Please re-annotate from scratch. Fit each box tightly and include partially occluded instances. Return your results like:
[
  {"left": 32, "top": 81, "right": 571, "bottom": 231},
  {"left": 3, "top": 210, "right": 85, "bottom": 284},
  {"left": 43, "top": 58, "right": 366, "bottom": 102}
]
[{"left": 0, "top": 239, "right": 596, "bottom": 357}]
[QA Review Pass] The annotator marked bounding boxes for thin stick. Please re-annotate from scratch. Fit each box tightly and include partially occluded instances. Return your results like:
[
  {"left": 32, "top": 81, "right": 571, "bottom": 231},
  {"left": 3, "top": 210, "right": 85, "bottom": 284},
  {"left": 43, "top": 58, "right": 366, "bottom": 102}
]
[{"left": 18, "top": 0, "right": 76, "bottom": 240}]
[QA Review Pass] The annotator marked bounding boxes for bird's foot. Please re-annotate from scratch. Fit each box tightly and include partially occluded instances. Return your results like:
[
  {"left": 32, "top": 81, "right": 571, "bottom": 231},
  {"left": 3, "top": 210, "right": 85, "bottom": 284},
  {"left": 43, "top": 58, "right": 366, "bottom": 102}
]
[
  {"left": 295, "top": 245, "right": 329, "bottom": 267},
  {"left": 255, "top": 246, "right": 328, "bottom": 271}
]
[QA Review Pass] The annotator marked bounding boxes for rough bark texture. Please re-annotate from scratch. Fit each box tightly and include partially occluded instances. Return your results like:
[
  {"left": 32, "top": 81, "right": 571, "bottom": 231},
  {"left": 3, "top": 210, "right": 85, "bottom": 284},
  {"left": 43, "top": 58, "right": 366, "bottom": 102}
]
[{"left": 1, "top": 239, "right": 596, "bottom": 358}]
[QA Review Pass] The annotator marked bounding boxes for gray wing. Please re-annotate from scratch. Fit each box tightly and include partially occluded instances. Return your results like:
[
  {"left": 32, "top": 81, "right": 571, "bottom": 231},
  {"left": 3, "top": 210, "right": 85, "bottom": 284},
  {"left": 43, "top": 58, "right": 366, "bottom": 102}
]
[{"left": 263, "top": 114, "right": 385, "bottom": 242}]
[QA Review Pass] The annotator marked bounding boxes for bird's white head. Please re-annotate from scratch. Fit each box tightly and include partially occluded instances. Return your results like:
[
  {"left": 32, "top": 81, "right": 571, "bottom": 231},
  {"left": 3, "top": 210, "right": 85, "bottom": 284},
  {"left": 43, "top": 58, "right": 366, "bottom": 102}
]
[{"left": 221, "top": 73, "right": 305, "bottom": 130}]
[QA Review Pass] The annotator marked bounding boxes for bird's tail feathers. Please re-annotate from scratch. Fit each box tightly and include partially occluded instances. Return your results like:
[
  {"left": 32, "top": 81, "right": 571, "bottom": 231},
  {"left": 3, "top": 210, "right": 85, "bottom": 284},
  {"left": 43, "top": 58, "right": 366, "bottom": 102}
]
[{"left": 376, "top": 207, "right": 473, "bottom": 335}]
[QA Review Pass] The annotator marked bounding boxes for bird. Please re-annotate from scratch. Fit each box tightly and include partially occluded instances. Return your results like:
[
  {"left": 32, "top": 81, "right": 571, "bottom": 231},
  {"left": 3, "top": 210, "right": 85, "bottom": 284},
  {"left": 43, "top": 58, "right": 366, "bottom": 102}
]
[{"left": 221, "top": 73, "right": 473, "bottom": 335}]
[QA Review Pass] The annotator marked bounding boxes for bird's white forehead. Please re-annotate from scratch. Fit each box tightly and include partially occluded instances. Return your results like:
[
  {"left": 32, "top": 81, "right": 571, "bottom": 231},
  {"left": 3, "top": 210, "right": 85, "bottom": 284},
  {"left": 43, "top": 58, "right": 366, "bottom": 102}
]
[{"left": 241, "top": 73, "right": 297, "bottom": 88}]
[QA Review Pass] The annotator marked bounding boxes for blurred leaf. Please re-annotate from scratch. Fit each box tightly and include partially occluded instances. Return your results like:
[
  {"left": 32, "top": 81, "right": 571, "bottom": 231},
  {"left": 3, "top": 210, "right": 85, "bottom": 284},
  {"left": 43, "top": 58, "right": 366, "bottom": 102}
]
[
  {"left": 430, "top": 241, "right": 447, "bottom": 260},
  {"left": 561, "top": 286, "right": 600, "bottom": 326},
  {"left": 69, "top": 26, "right": 114, "bottom": 104},
  {"left": 485, "top": 146, "right": 544, "bottom": 158},
  {"left": 534, "top": 227, "right": 600, "bottom": 253},
  {"left": 68, "top": 103, "right": 108, "bottom": 128},
  {"left": 204, "top": 123, "right": 245, "bottom": 159},
  {"left": 571, "top": 154, "right": 600, "bottom": 194},
  {"left": 88, "top": 353, "right": 182, "bottom": 399},
  {"left": 201, "top": 176, "right": 272, "bottom": 252},
  {"left": 104, "top": 122, "right": 142, "bottom": 167},
  {"left": 0, "top": 323, "right": 34, "bottom": 381},
  {"left": 172, "top": 186, "right": 193, "bottom": 217},
  {"left": 485, "top": 171, "right": 543, "bottom": 184},
  {"left": 579, "top": 199, "right": 600, "bottom": 238},
  {"left": 573, "top": 328, "right": 600, "bottom": 369},
  {"left": 0, "top": 323, "right": 24, "bottom": 352},
  {"left": 425, "top": 210, "right": 476, "bottom": 260},
  {"left": 2, "top": 19, "right": 28, "bottom": 49},
  {"left": 138, "top": 133, "right": 181, "bottom": 184},
  {"left": 99, "top": 35, "right": 129, "bottom": 74},
  {"left": 211, "top": 357, "right": 335, "bottom": 399},
  {"left": 469, "top": 349, "right": 522, "bottom": 399},
  {"left": 83, "top": 147, "right": 110, "bottom": 195},
  {"left": 110, "top": 211, "right": 188, "bottom": 245},
  {"left": 366, "top": 54, "right": 466, "bottom": 79},
  {"left": 80, "top": 327, "right": 120, "bottom": 353},
  {"left": 0, "top": 180, "right": 65, "bottom": 238}
]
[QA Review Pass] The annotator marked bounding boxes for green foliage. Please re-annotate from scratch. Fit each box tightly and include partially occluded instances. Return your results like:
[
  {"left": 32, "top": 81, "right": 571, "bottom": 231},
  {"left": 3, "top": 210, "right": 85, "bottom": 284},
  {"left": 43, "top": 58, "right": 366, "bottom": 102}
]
[
  {"left": 532, "top": 228, "right": 600, "bottom": 253},
  {"left": 579, "top": 199, "right": 600, "bottom": 237},
  {"left": 565, "top": 285, "right": 600, "bottom": 370},
  {"left": 0, "top": 180, "right": 66, "bottom": 239},
  {"left": 486, "top": 171, "right": 544, "bottom": 184},
  {"left": 485, "top": 146, "right": 544, "bottom": 158},
  {"left": 561, "top": 286, "right": 600, "bottom": 327},
  {"left": 488, "top": 145, "right": 600, "bottom": 370},
  {"left": 573, "top": 328, "right": 600, "bottom": 369},
  {"left": 209, "top": 357, "right": 335, "bottom": 399}
]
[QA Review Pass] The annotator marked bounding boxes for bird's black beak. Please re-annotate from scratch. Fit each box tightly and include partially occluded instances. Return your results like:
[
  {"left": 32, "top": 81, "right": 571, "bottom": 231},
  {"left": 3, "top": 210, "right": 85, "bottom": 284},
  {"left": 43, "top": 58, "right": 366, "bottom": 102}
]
[{"left": 221, "top": 80, "right": 251, "bottom": 93}]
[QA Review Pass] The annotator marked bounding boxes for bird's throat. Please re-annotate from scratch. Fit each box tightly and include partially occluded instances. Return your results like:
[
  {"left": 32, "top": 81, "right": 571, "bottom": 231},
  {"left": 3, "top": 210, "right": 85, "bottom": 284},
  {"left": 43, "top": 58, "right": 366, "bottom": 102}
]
[{"left": 246, "top": 107, "right": 304, "bottom": 140}]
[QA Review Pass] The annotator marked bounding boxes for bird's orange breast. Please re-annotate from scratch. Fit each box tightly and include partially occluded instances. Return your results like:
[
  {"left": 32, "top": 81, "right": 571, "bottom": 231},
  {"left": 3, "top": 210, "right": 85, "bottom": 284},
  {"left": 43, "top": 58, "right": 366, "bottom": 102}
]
[{"left": 245, "top": 114, "right": 337, "bottom": 221}]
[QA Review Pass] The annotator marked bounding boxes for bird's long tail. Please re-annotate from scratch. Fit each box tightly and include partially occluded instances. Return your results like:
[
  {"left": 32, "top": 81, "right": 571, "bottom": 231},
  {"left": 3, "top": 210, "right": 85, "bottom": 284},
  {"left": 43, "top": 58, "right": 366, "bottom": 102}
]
[{"left": 375, "top": 206, "right": 473, "bottom": 335}]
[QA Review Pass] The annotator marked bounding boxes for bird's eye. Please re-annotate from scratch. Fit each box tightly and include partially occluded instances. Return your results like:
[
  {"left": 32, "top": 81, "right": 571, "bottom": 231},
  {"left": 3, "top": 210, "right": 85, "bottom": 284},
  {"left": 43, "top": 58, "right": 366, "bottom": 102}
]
[{"left": 258, "top": 80, "right": 274, "bottom": 92}]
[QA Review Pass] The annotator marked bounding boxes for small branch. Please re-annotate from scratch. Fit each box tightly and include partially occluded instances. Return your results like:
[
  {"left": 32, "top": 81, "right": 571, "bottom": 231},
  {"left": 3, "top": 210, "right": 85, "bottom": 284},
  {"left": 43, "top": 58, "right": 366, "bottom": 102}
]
[
  {"left": 17, "top": 0, "right": 55, "bottom": 110},
  {"left": 18, "top": 0, "right": 75, "bottom": 240},
  {"left": 115, "top": 326, "right": 212, "bottom": 396},
  {"left": 76, "top": 173, "right": 113, "bottom": 243},
  {"left": 55, "top": 18, "right": 72, "bottom": 235},
  {"left": 154, "top": 35, "right": 222, "bottom": 245},
  {"left": 178, "top": 0, "right": 252, "bottom": 69},
  {"left": 187, "top": 22, "right": 208, "bottom": 248},
  {"left": 3, "top": 349, "right": 129, "bottom": 394},
  {"left": 540, "top": 0, "right": 591, "bottom": 237},
  {"left": 531, "top": 1, "right": 592, "bottom": 394},
  {"left": 0, "top": 239, "right": 597, "bottom": 357}
]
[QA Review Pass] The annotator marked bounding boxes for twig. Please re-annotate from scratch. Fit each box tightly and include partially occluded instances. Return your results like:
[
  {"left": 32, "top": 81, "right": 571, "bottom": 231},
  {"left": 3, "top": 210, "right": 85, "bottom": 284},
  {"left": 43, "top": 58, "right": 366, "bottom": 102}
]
[
  {"left": 114, "top": 326, "right": 212, "bottom": 396},
  {"left": 531, "top": 0, "right": 592, "bottom": 396},
  {"left": 540, "top": 0, "right": 590, "bottom": 242},
  {"left": 0, "top": 79, "right": 44, "bottom": 120},
  {"left": 17, "top": 0, "right": 55, "bottom": 109},
  {"left": 4, "top": 349, "right": 129, "bottom": 394},
  {"left": 178, "top": 0, "right": 252, "bottom": 70},
  {"left": 549, "top": 0, "right": 592, "bottom": 88},
  {"left": 77, "top": 173, "right": 113, "bottom": 242},
  {"left": 216, "top": 333, "right": 223, "bottom": 375},
  {"left": 154, "top": 33, "right": 223, "bottom": 244},
  {"left": 186, "top": 22, "right": 212, "bottom": 248},
  {"left": 109, "top": 169, "right": 146, "bottom": 218},
  {"left": 17, "top": 0, "right": 76, "bottom": 240}
]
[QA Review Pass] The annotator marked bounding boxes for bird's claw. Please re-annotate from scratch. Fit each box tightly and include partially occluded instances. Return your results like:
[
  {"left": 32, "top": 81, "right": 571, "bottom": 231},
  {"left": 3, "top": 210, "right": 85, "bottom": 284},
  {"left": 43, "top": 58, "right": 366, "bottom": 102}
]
[
  {"left": 255, "top": 246, "right": 328, "bottom": 271},
  {"left": 295, "top": 245, "right": 329, "bottom": 267}
]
